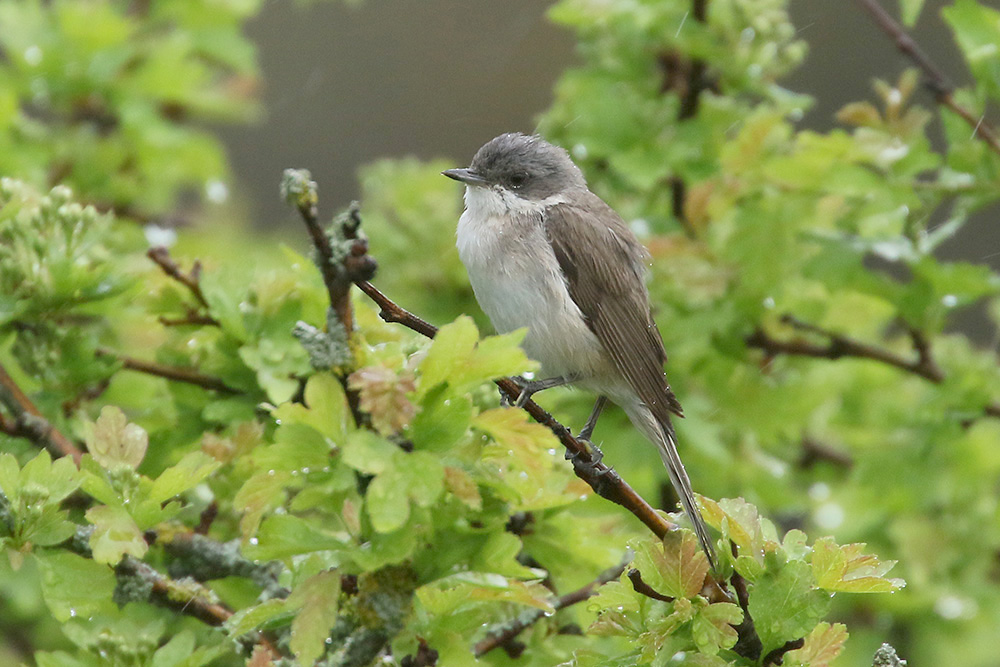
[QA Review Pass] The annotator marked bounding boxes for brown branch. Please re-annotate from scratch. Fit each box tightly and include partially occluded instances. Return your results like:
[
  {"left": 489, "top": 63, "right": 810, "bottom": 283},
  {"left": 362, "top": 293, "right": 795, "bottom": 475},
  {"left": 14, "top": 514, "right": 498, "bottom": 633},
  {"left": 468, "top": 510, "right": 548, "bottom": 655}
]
[
  {"left": 627, "top": 568, "right": 675, "bottom": 603},
  {"left": 354, "top": 280, "right": 678, "bottom": 540},
  {"left": 747, "top": 314, "right": 945, "bottom": 383},
  {"left": 763, "top": 638, "right": 806, "bottom": 666},
  {"left": 97, "top": 349, "right": 241, "bottom": 394},
  {"left": 147, "top": 246, "right": 214, "bottom": 312},
  {"left": 800, "top": 436, "right": 854, "bottom": 469},
  {"left": 0, "top": 362, "right": 83, "bottom": 464},
  {"left": 730, "top": 544, "right": 763, "bottom": 661},
  {"left": 855, "top": 0, "right": 1000, "bottom": 157},
  {"left": 474, "top": 556, "right": 629, "bottom": 657}
]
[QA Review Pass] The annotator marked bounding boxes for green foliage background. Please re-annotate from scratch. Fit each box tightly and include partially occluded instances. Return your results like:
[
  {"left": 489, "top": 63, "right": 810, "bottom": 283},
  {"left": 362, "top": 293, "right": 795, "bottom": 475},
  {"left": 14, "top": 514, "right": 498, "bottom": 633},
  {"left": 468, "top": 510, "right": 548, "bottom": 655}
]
[{"left": 1, "top": 0, "right": 999, "bottom": 666}]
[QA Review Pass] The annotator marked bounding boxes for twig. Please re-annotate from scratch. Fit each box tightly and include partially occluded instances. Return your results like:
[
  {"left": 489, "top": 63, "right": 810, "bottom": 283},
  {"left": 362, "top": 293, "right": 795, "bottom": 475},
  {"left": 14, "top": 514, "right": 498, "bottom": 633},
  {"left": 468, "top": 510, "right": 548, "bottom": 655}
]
[
  {"left": 627, "top": 568, "right": 675, "bottom": 602},
  {"left": 283, "top": 172, "right": 377, "bottom": 336},
  {"left": 678, "top": 0, "right": 709, "bottom": 121},
  {"left": 763, "top": 638, "right": 806, "bottom": 666},
  {"left": 98, "top": 349, "right": 240, "bottom": 394},
  {"left": 474, "top": 556, "right": 630, "bottom": 657},
  {"left": 746, "top": 314, "right": 944, "bottom": 383},
  {"left": 0, "top": 362, "right": 83, "bottom": 464},
  {"left": 854, "top": 0, "right": 1000, "bottom": 157},
  {"left": 800, "top": 436, "right": 854, "bottom": 469},
  {"left": 729, "top": 545, "right": 763, "bottom": 661},
  {"left": 354, "top": 280, "right": 677, "bottom": 540},
  {"left": 147, "top": 246, "right": 214, "bottom": 313},
  {"left": 115, "top": 555, "right": 282, "bottom": 659}
]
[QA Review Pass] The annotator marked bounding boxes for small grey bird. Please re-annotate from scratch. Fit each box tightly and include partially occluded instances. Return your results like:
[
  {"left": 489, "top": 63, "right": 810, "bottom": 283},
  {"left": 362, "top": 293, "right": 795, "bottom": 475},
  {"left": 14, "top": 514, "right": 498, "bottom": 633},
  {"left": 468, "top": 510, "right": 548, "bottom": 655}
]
[{"left": 443, "top": 133, "right": 716, "bottom": 567}]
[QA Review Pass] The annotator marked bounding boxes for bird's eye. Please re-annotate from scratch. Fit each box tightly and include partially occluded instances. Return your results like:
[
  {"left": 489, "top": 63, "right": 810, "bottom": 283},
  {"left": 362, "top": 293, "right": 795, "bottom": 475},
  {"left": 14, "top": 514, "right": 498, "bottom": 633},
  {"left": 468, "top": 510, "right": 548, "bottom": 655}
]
[{"left": 509, "top": 172, "right": 528, "bottom": 188}]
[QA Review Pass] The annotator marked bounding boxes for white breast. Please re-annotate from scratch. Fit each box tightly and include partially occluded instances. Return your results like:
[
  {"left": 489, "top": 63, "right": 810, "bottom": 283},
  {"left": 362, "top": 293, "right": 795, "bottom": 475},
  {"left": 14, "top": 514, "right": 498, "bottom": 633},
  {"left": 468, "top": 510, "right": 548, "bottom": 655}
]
[{"left": 455, "top": 186, "right": 609, "bottom": 380}]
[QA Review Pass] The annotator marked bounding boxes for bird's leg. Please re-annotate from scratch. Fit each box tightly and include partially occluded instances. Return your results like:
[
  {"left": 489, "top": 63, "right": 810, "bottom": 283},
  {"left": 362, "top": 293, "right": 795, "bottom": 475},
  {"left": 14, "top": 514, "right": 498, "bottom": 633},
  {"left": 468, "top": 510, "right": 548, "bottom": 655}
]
[
  {"left": 577, "top": 395, "right": 608, "bottom": 442},
  {"left": 505, "top": 374, "right": 577, "bottom": 408},
  {"left": 566, "top": 396, "right": 609, "bottom": 475}
]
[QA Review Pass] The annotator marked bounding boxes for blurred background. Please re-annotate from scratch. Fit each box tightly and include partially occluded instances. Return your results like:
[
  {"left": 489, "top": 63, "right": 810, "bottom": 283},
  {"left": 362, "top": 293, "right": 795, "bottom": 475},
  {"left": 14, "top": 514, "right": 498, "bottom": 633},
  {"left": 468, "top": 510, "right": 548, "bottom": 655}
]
[{"left": 221, "top": 2, "right": 989, "bottom": 240}]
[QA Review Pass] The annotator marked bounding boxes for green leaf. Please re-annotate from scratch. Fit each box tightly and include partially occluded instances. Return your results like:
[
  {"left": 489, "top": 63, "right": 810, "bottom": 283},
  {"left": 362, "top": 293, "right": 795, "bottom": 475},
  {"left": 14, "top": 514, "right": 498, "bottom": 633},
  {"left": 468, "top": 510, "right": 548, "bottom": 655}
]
[
  {"left": 245, "top": 514, "right": 349, "bottom": 561},
  {"left": 289, "top": 569, "right": 340, "bottom": 666},
  {"left": 418, "top": 316, "right": 537, "bottom": 395},
  {"left": 690, "top": 601, "right": 742, "bottom": 655},
  {"left": 271, "top": 371, "right": 350, "bottom": 444},
  {"left": 35, "top": 551, "right": 115, "bottom": 622},
  {"left": 631, "top": 531, "right": 709, "bottom": 599},
  {"left": 900, "top": 0, "right": 926, "bottom": 27},
  {"left": 748, "top": 559, "right": 830, "bottom": 655},
  {"left": 225, "top": 598, "right": 290, "bottom": 637},
  {"left": 84, "top": 405, "right": 148, "bottom": 470},
  {"left": 417, "top": 316, "right": 479, "bottom": 395},
  {"left": 365, "top": 451, "right": 444, "bottom": 534},
  {"left": 342, "top": 430, "right": 398, "bottom": 475},
  {"left": 86, "top": 505, "right": 148, "bottom": 564},
  {"left": 811, "top": 537, "right": 905, "bottom": 593},
  {"left": 234, "top": 471, "right": 291, "bottom": 540},
  {"left": 784, "top": 622, "right": 849, "bottom": 667},
  {"left": 147, "top": 451, "right": 220, "bottom": 504},
  {"left": 943, "top": 0, "right": 1000, "bottom": 102},
  {"left": 409, "top": 384, "right": 473, "bottom": 452},
  {"left": 21, "top": 450, "right": 83, "bottom": 503}
]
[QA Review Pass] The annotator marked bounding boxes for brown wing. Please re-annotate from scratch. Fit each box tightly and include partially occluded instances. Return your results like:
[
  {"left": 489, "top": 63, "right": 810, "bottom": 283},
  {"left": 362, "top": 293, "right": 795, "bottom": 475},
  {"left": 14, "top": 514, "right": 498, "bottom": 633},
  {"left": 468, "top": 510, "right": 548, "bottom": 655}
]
[{"left": 544, "top": 192, "right": 683, "bottom": 421}]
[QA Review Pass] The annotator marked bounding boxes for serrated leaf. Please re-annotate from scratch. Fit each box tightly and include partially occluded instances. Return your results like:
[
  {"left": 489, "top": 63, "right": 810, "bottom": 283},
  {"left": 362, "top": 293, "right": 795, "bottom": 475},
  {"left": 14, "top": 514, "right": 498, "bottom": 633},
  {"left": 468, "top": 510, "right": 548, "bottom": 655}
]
[
  {"left": 632, "top": 531, "right": 709, "bottom": 599},
  {"left": 35, "top": 551, "right": 115, "bottom": 622},
  {"left": 691, "top": 602, "right": 742, "bottom": 655},
  {"left": 271, "top": 372, "right": 350, "bottom": 444},
  {"left": 365, "top": 451, "right": 444, "bottom": 533},
  {"left": 234, "top": 471, "right": 291, "bottom": 540},
  {"left": 148, "top": 451, "right": 220, "bottom": 504},
  {"left": 342, "top": 430, "right": 398, "bottom": 475},
  {"left": 245, "top": 514, "right": 349, "bottom": 561},
  {"left": 748, "top": 559, "right": 830, "bottom": 655},
  {"left": 86, "top": 504, "right": 147, "bottom": 564},
  {"left": 784, "top": 622, "right": 849, "bottom": 667},
  {"left": 289, "top": 569, "right": 340, "bottom": 666},
  {"left": 85, "top": 406, "right": 148, "bottom": 470},
  {"left": 418, "top": 316, "right": 479, "bottom": 395},
  {"left": 811, "top": 537, "right": 905, "bottom": 593},
  {"left": 443, "top": 465, "right": 482, "bottom": 510},
  {"left": 409, "top": 385, "right": 473, "bottom": 452},
  {"left": 418, "top": 316, "right": 537, "bottom": 396},
  {"left": 21, "top": 451, "right": 82, "bottom": 504}
]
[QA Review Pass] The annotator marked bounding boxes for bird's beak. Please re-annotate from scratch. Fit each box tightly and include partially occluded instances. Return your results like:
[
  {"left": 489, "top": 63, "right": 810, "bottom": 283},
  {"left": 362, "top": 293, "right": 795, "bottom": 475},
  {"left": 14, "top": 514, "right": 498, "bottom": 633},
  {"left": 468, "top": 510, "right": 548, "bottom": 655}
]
[{"left": 442, "top": 168, "right": 488, "bottom": 186}]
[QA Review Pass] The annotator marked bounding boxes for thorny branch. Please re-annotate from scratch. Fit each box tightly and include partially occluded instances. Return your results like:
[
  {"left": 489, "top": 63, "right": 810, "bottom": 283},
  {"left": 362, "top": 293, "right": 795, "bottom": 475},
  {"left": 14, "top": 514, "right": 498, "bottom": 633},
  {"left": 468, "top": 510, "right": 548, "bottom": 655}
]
[
  {"left": 854, "top": 0, "right": 1000, "bottom": 157},
  {"left": 0, "top": 361, "right": 83, "bottom": 464},
  {"left": 474, "top": 555, "right": 631, "bottom": 657}
]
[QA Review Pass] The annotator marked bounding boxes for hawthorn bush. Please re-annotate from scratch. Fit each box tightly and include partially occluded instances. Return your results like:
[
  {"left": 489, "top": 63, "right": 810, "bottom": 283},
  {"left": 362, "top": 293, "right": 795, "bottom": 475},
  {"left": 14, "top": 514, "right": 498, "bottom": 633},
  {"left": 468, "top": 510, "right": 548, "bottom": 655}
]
[{"left": 1, "top": 1, "right": 999, "bottom": 666}]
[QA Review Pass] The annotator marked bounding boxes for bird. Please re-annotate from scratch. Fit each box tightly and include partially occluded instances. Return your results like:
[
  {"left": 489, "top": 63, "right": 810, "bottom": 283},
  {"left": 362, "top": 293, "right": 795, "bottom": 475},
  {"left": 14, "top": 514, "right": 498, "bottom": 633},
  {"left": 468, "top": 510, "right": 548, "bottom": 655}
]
[{"left": 443, "top": 132, "right": 716, "bottom": 568}]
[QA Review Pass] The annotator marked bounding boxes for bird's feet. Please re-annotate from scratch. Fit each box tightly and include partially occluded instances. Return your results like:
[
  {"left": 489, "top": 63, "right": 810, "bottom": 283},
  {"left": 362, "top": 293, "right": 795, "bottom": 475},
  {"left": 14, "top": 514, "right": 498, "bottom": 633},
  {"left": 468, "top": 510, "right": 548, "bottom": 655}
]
[{"left": 501, "top": 375, "right": 575, "bottom": 408}]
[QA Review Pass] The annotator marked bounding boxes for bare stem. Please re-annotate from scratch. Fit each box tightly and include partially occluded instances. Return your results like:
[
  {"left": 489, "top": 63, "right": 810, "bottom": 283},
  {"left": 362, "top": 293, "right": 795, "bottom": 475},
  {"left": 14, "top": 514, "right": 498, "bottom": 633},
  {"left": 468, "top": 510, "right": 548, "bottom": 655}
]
[
  {"left": 0, "top": 362, "right": 83, "bottom": 464},
  {"left": 98, "top": 349, "right": 240, "bottom": 394},
  {"left": 854, "top": 0, "right": 1000, "bottom": 157},
  {"left": 747, "top": 314, "right": 944, "bottom": 383},
  {"left": 474, "top": 556, "right": 630, "bottom": 657}
]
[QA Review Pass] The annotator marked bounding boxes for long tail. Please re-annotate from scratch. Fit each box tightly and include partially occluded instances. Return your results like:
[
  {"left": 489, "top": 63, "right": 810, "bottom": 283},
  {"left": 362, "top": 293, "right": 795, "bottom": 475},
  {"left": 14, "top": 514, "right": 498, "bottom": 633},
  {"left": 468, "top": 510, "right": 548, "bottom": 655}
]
[{"left": 624, "top": 403, "right": 717, "bottom": 570}]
